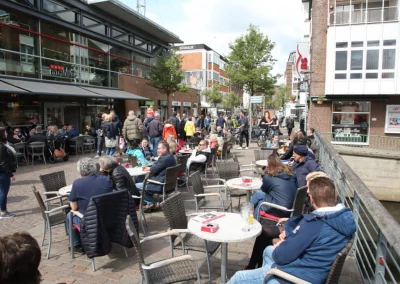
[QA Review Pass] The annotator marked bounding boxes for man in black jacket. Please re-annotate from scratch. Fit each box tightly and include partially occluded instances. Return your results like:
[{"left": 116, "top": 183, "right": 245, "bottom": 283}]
[
  {"left": 170, "top": 112, "right": 180, "bottom": 135},
  {"left": 146, "top": 114, "right": 163, "bottom": 156}
]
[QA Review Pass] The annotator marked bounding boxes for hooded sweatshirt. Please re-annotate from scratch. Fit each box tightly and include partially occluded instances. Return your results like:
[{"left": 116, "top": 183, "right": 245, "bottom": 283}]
[
  {"left": 162, "top": 123, "right": 177, "bottom": 141},
  {"left": 123, "top": 114, "right": 144, "bottom": 140},
  {"left": 271, "top": 204, "right": 356, "bottom": 284}
]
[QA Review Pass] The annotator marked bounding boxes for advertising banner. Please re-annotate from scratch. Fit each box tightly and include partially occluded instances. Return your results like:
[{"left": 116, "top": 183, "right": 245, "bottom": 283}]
[{"left": 385, "top": 105, "right": 400, "bottom": 133}]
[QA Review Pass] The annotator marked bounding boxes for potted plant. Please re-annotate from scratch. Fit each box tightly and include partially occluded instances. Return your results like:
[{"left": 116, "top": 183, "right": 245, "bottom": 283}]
[{"left": 317, "top": 96, "right": 325, "bottom": 104}]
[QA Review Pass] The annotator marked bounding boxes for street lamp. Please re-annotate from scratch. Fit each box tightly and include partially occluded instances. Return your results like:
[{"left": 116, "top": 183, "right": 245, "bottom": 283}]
[{"left": 300, "top": 71, "right": 313, "bottom": 131}]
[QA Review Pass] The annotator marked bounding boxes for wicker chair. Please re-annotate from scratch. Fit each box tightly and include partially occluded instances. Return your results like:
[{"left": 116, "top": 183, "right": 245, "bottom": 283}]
[
  {"left": 32, "top": 186, "right": 69, "bottom": 259},
  {"left": 265, "top": 238, "right": 354, "bottom": 284},
  {"left": 82, "top": 135, "right": 96, "bottom": 153},
  {"left": 27, "top": 142, "right": 47, "bottom": 165},
  {"left": 69, "top": 136, "right": 84, "bottom": 155},
  {"left": 39, "top": 171, "right": 67, "bottom": 209},
  {"left": 12, "top": 142, "right": 27, "bottom": 166},
  {"left": 161, "top": 193, "right": 220, "bottom": 282},
  {"left": 147, "top": 164, "right": 180, "bottom": 202},
  {"left": 258, "top": 186, "right": 308, "bottom": 226},
  {"left": 190, "top": 171, "right": 231, "bottom": 212},
  {"left": 125, "top": 215, "right": 201, "bottom": 284}
]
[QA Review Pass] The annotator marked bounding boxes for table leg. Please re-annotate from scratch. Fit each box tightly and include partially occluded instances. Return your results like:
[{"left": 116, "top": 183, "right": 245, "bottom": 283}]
[
  {"left": 246, "top": 191, "right": 251, "bottom": 202},
  {"left": 221, "top": 243, "right": 228, "bottom": 284}
]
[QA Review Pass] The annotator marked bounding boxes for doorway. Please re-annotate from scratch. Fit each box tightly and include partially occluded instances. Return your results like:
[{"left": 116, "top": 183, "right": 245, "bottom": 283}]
[
  {"left": 64, "top": 106, "right": 81, "bottom": 133},
  {"left": 44, "top": 103, "right": 81, "bottom": 132}
]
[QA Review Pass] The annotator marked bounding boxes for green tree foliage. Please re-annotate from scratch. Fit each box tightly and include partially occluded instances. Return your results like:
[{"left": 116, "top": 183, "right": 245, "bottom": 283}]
[
  {"left": 267, "top": 84, "right": 290, "bottom": 109},
  {"left": 202, "top": 84, "right": 223, "bottom": 107},
  {"left": 226, "top": 24, "right": 278, "bottom": 96},
  {"left": 222, "top": 92, "right": 241, "bottom": 112},
  {"left": 147, "top": 50, "right": 188, "bottom": 116}
]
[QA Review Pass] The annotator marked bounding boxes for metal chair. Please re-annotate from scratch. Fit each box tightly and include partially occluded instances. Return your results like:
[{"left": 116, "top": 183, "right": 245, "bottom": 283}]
[
  {"left": 260, "top": 147, "right": 278, "bottom": 156},
  {"left": 131, "top": 175, "right": 149, "bottom": 236},
  {"left": 254, "top": 149, "right": 274, "bottom": 161},
  {"left": 12, "top": 142, "right": 27, "bottom": 167},
  {"left": 27, "top": 142, "right": 46, "bottom": 165},
  {"left": 190, "top": 171, "right": 231, "bottom": 212},
  {"left": 147, "top": 164, "right": 180, "bottom": 202},
  {"left": 265, "top": 238, "right": 354, "bottom": 284},
  {"left": 39, "top": 171, "right": 68, "bottom": 209},
  {"left": 69, "top": 136, "right": 84, "bottom": 155},
  {"left": 125, "top": 215, "right": 201, "bottom": 284},
  {"left": 176, "top": 154, "right": 190, "bottom": 189},
  {"left": 32, "top": 186, "right": 68, "bottom": 259},
  {"left": 82, "top": 135, "right": 95, "bottom": 153},
  {"left": 161, "top": 193, "right": 220, "bottom": 282},
  {"left": 258, "top": 186, "right": 308, "bottom": 225},
  {"left": 219, "top": 141, "right": 230, "bottom": 162}
]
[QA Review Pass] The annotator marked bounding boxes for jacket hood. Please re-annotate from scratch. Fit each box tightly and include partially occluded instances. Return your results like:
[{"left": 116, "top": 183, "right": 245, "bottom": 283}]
[
  {"left": 307, "top": 205, "right": 356, "bottom": 237},
  {"left": 275, "top": 171, "right": 293, "bottom": 180},
  {"left": 127, "top": 115, "right": 137, "bottom": 121},
  {"left": 164, "top": 124, "right": 174, "bottom": 129}
]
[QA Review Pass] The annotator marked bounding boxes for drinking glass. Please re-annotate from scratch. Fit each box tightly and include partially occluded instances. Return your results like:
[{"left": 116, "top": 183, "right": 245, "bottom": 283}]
[{"left": 240, "top": 204, "right": 250, "bottom": 232}]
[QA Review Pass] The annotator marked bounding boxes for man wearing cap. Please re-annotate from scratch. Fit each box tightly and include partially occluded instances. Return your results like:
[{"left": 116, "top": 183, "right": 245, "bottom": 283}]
[{"left": 291, "top": 145, "right": 321, "bottom": 187}]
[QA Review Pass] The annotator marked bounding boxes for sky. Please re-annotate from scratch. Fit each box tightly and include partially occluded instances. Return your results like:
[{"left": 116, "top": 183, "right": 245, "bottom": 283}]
[{"left": 121, "top": 0, "right": 305, "bottom": 81}]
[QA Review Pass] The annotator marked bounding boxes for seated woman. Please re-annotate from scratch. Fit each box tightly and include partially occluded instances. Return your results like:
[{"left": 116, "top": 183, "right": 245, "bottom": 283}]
[
  {"left": 126, "top": 140, "right": 151, "bottom": 166},
  {"left": 98, "top": 156, "right": 141, "bottom": 205},
  {"left": 168, "top": 141, "right": 179, "bottom": 163},
  {"left": 245, "top": 171, "right": 328, "bottom": 270},
  {"left": 280, "top": 131, "right": 306, "bottom": 160},
  {"left": 140, "top": 138, "right": 153, "bottom": 161},
  {"left": 250, "top": 154, "right": 298, "bottom": 220},
  {"left": 266, "top": 134, "right": 279, "bottom": 148}
]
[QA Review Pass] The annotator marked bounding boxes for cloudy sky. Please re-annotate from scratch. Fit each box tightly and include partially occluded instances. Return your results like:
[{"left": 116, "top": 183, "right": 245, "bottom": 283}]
[{"left": 121, "top": 0, "right": 305, "bottom": 80}]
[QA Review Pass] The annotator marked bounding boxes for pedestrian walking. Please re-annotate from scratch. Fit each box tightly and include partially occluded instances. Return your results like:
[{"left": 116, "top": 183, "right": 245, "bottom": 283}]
[
  {"left": 237, "top": 110, "right": 249, "bottom": 149},
  {"left": 286, "top": 116, "right": 295, "bottom": 137},
  {"left": 146, "top": 114, "right": 163, "bottom": 156}
]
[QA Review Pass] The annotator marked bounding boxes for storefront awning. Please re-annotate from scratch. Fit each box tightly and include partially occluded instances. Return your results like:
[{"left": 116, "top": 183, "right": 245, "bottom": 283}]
[
  {"left": 0, "top": 78, "right": 104, "bottom": 97},
  {"left": 80, "top": 86, "right": 148, "bottom": 100},
  {"left": 0, "top": 80, "right": 29, "bottom": 94}
]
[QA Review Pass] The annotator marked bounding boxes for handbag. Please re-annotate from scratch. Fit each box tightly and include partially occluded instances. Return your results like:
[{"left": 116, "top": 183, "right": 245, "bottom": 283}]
[{"left": 105, "top": 137, "right": 117, "bottom": 148}]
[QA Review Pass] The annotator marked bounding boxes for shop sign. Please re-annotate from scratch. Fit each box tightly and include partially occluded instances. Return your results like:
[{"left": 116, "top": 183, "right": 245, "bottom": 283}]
[
  {"left": 49, "top": 64, "right": 76, "bottom": 78},
  {"left": 172, "top": 101, "right": 181, "bottom": 106},
  {"left": 145, "top": 100, "right": 154, "bottom": 106},
  {"left": 385, "top": 105, "right": 400, "bottom": 134},
  {"left": 159, "top": 100, "right": 168, "bottom": 107},
  {"left": 295, "top": 42, "right": 310, "bottom": 80},
  {"left": 183, "top": 102, "right": 191, "bottom": 107},
  {"left": 299, "top": 81, "right": 309, "bottom": 92}
]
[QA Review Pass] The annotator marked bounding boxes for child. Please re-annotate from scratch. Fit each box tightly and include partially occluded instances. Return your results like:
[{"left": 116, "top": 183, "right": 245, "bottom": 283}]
[{"left": 140, "top": 138, "right": 153, "bottom": 161}]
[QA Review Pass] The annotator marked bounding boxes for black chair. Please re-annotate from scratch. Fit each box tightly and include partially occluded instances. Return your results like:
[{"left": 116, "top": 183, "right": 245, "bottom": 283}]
[
  {"left": 147, "top": 164, "right": 181, "bottom": 202},
  {"left": 39, "top": 171, "right": 67, "bottom": 209}
]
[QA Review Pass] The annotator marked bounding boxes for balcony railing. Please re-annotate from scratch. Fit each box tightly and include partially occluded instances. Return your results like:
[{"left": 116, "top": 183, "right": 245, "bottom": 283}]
[{"left": 332, "top": 6, "right": 398, "bottom": 25}]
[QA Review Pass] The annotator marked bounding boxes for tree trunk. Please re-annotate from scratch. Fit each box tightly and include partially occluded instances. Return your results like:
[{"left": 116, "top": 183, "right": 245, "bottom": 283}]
[{"left": 166, "top": 93, "right": 171, "bottom": 118}]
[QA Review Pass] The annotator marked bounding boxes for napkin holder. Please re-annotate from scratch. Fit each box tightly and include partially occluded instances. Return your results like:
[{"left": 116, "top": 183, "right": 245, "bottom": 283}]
[{"left": 201, "top": 222, "right": 219, "bottom": 233}]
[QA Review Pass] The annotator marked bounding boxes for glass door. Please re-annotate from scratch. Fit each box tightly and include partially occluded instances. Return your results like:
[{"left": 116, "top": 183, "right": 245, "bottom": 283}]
[{"left": 44, "top": 104, "right": 64, "bottom": 127}]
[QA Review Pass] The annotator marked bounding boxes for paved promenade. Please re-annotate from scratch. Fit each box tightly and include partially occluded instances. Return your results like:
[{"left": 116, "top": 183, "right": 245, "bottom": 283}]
[{"left": 1, "top": 138, "right": 362, "bottom": 283}]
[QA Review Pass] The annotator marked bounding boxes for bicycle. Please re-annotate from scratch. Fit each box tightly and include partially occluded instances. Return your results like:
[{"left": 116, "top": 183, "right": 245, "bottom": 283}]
[{"left": 257, "top": 126, "right": 274, "bottom": 147}]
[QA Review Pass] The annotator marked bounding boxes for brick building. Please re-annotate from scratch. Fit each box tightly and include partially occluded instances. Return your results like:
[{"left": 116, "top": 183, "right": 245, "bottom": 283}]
[{"left": 304, "top": 0, "right": 400, "bottom": 145}]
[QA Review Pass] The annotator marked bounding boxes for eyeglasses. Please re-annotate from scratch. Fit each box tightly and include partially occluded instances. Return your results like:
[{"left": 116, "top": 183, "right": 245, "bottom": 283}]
[{"left": 198, "top": 144, "right": 205, "bottom": 146}]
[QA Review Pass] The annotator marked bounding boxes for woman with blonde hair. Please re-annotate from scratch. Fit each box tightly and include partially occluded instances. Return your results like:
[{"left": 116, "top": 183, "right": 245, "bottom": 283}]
[{"left": 102, "top": 114, "right": 117, "bottom": 156}]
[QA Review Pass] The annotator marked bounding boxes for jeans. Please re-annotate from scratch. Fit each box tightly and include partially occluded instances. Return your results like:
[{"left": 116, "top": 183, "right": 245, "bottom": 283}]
[
  {"left": 0, "top": 173, "right": 11, "bottom": 212},
  {"left": 150, "top": 136, "right": 161, "bottom": 156},
  {"left": 250, "top": 191, "right": 268, "bottom": 220},
  {"left": 106, "top": 147, "right": 116, "bottom": 156},
  {"left": 240, "top": 130, "right": 249, "bottom": 147},
  {"left": 135, "top": 182, "right": 155, "bottom": 204},
  {"left": 227, "top": 246, "right": 280, "bottom": 284},
  {"left": 66, "top": 212, "right": 82, "bottom": 247},
  {"left": 97, "top": 136, "right": 103, "bottom": 155}
]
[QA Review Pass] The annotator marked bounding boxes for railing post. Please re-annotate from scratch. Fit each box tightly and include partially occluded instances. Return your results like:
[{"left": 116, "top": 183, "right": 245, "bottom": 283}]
[
  {"left": 373, "top": 232, "right": 387, "bottom": 284},
  {"left": 351, "top": 193, "right": 360, "bottom": 258},
  {"left": 339, "top": 172, "right": 346, "bottom": 204}
]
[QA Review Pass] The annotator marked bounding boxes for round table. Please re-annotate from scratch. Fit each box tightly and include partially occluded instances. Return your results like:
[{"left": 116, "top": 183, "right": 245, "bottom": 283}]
[
  {"left": 126, "top": 167, "right": 150, "bottom": 177},
  {"left": 58, "top": 185, "right": 72, "bottom": 196},
  {"left": 179, "top": 149, "right": 194, "bottom": 154},
  {"left": 255, "top": 160, "right": 268, "bottom": 167},
  {"left": 226, "top": 177, "right": 262, "bottom": 201},
  {"left": 188, "top": 213, "right": 261, "bottom": 283}
]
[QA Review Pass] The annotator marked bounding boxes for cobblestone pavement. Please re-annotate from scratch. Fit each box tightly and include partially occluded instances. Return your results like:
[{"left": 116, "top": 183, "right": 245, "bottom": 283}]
[{"left": 2, "top": 132, "right": 362, "bottom": 283}]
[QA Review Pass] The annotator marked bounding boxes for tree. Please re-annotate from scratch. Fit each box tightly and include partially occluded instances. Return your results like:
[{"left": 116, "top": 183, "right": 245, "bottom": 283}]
[
  {"left": 222, "top": 92, "right": 241, "bottom": 113},
  {"left": 147, "top": 50, "right": 188, "bottom": 116},
  {"left": 202, "top": 84, "right": 223, "bottom": 107},
  {"left": 267, "top": 84, "right": 290, "bottom": 110},
  {"left": 226, "top": 24, "right": 278, "bottom": 97}
]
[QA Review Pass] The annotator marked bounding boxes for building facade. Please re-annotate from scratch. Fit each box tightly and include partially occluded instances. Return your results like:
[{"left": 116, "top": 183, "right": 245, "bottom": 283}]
[
  {"left": 304, "top": 0, "right": 400, "bottom": 145},
  {"left": 175, "top": 44, "right": 239, "bottom": 115},
  {"left": 0, "top": 0, "right": 197, "bottom": 132}
]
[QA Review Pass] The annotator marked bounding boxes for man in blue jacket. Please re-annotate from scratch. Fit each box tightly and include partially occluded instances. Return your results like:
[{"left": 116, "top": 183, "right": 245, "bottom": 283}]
[
  {"left": 290, "top": 145, "right": 321, "bottom": 187},
  {"left": 228, "top": 176, "right": 356, "bottom": 284}
]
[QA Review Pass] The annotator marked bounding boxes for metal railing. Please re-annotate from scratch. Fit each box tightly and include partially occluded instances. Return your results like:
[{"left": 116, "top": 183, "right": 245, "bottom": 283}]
[
  {"left": 321, "top": 132, "right": 400, "bottom": 152},
  {"left": 333, "top": 6, "right": 398, "bottom": 25},
  {"left": 315, "top": 131, "right": 400, "bottom": 284}
]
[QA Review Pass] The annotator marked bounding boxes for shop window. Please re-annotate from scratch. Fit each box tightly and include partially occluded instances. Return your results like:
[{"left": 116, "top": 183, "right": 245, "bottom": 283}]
[
  {"left": 0, "top": 97, "right": 43, "bottom": 127},
  {"left": 335, "top": 51, "right": 347, "bottom": 70}
]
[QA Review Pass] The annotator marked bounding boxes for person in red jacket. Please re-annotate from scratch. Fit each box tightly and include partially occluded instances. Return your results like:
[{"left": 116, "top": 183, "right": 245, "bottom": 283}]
[{"left": 162, "top": 119, "right": 177, "bottom": 142}]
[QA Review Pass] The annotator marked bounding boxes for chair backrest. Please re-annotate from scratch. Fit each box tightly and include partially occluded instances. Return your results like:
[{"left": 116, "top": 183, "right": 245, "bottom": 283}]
[
  {"left": 163, "top": 164, "right": 181, "bottom": 193},
  {"left": 160, "top": 193, "right": 188, "bottom": 242},
  {"left": 221, "top": 141, "right": 229, "bottom": 157},
  {"left": 31, "top": 186, "right": 47, "bottom": 221},
  {"left": 189, "top": 171, "right": 205, "bottom": 199},
  {"left": 125, "top": 215, "right": 145, "bottom": 278},
  {"left": 176, "top": 154, "right": 190, "bottom": 174},
  {"left": 325, "top": 238, "right": 354, "bottom": 284},
  {"left": 28, "top": 142, "right": 45, "bottom": 153},
  {"left": 129, "top": 155, "right": 138, "bottom": 167},
  {"left": 254, "top": 149, "right": 272, "bottom": 161},
  {"left": 40, "top": 171, "right": 67, "bottom": 199},
  {"left": 13, "top": 142, "right": 26, "bottom": 152},
  {"left": 260, "top": 147, "right": 278, "bottom": 155},
  {"left": 216, "top": 162, "right": 240, "bottom": 180},
  {"left": 291, "top": 186, "right": 308, "bottom": 217}
]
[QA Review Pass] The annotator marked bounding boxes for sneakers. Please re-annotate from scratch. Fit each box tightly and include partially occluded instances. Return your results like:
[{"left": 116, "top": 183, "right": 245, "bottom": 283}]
[
  {"left": 0, "top": 212, "right": 16, "bottom": 219},
  {"left": 245, "top": 147, "right": 249, "bottom": 149},
  {"left": 94, "top": 155, "right": 100, "bottom": 158},
  {"left": 237, "top": 147, "right": 243, "bottom": 150}
]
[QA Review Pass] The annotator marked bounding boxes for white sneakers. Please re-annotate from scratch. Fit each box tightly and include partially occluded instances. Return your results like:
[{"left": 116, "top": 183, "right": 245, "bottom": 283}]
[
  {"left": 94, "top": 155, "right": 100, "bottom": 158},
  {"left": 245, "top": 147, "right": 249, "bottom": 149},
  {"left": 237, "top": 147, "right": 249, "bottom": 150}
]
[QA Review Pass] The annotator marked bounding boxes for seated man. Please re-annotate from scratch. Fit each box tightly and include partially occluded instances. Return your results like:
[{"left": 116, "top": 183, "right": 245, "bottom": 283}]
[
  {"left": 136, "top": 140, "right": 176, "bottom": 209},
  {"left": 26, "top": 126, "right": 47, "bottom": 144},
  {"left": 186, "top": 139, "right": 211, "bottom": 172},
  {"left": 228, "top": 177, "right": 356, "bottom": 284},
  {"left": 290, "top": 145, "right": 321, "bottom": 188},
  {"left": 67, "top": 157, "right": 113, "bottom": 251}
]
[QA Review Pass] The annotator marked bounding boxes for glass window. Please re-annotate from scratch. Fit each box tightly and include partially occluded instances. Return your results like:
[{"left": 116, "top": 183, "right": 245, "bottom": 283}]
[
  {"left": 333, "top": 101, "right": 370, "bottom": 112},
  {"left": 43, "top": 0, "right": 66, "bottom": 12},
  {"left": 336, "top": 42, "right": 348, "bottom": 48},
  {"left": 351, "top": 50, "right": 363, "bottom": 70},
  {"left": 335, "top": 51, "right": 347, "bottom": 70},
  {"left": 382, "top": 72, "right": 395, "bottom": 78},
  {"left": 110, "top": 72, "right": 119, "bottom": 88},
  {"left": 42, "top": 58, "right": 79, "bottom": 83},
  {"left": 351, "top": 41, "right": 363, "bottom": 47},
  {"left": 134, "top": 37, "right": 144, "bottom": 46},
  {"left": 56, "top": 11, "right": 79, "bottom": 24},
  {"left": 367, "top": 40, "right": 379, "bottom": 46},
  {"left": 350, "top": 73, "right": 362, "bottom": 79},
  {"left": 83, "top": 16, "right": 108, "bottom": 35},
  {"left": 366, "top": 73, "right": 378, "bottom": 79},
  {"left": 382, "top": 49, "right": 395, "bottom": 69},
  {"left": 0, "top": 96, "right": 43, "bottom": 127},
  {"left": 0, "top": 50, "right": 39, "bottom": 79},
  {"left": 89, "top": 67, "right": 109, "bottom": 86},
  {"left": 366, "top": 50, "right": 379, "bottom": 70},
  {"left": 110, "top": 46, "right": 131, "bottom": 73},
  {"left": 335, "top": 73, "right": 347, "bottom": 79},
  {"left": 112, "top": 28, "right": 123, "bottom": 38},
  {"left": 383, "top": 39, "right": 396, "bottom": 46},
  {"left": 81, "top": 37, "right": 109, "bottom": 69}
]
